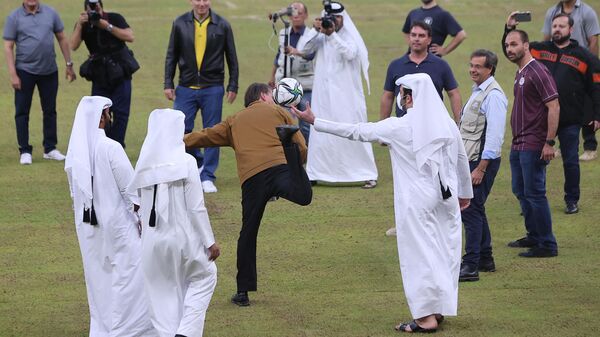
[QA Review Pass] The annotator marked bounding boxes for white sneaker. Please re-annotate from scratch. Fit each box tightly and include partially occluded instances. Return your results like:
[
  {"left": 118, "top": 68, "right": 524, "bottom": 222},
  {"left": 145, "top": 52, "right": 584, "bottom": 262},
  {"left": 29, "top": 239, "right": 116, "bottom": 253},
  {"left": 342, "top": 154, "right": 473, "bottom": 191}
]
[
  {"left": 385, "top": 227, "right": 397, "bottom": 237},
  {"left": 579, "top": 150, "right": 597, "bottom": 161},
  {"left": 43, "top": 149, "right": 66, "bottom": 161},
  {"left": 20, "top": 153, "right": 32, "bottom": 165},
  {"left": 202, "top": 180, "right": 218, "bottom": 193}
]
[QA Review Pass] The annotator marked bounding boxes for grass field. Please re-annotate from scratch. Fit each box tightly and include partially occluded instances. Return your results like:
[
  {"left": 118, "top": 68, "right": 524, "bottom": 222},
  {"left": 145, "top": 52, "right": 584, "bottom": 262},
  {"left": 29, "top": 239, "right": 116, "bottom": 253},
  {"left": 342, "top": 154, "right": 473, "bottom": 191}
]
[{"left": 1, "top": 0, "right": 600, "bottom": 336}]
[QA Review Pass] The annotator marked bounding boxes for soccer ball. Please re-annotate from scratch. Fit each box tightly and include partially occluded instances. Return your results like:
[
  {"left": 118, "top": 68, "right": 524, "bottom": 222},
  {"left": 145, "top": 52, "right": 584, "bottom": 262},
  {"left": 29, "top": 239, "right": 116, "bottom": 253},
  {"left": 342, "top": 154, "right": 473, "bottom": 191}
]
[{"left": 273, "top": 78, "right": 303, "bottom": 107}]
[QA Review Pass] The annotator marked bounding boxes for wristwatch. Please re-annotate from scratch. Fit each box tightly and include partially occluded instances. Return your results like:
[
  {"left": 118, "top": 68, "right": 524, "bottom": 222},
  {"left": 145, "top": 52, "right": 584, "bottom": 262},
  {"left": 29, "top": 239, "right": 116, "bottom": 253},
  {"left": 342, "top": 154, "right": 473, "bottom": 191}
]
[
  {"left": 106, "top": 24, "right": 114, "bottom": 32},
  {"left": 66, "top": 61, "right": 73, "bottom": 67},
  {"left": 546, "top": 139, "right": 556, "bottom": 146}
]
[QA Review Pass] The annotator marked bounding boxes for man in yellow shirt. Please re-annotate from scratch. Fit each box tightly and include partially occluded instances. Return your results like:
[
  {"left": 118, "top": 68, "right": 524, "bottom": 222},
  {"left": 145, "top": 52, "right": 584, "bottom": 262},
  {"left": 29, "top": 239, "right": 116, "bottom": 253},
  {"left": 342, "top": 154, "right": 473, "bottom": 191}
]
[{"left": 164, "top": 0, "right": 239, "bottom": 193}]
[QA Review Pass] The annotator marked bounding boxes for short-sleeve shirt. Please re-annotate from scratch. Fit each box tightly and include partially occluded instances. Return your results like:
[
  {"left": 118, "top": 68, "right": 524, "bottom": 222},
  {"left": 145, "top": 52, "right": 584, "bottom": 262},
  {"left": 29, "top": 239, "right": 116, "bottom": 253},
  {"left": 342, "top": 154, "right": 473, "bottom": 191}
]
[
  {"left": 511, "top": 59, "right": 559, "bottom": 151},
  {"left": 402, "top": 5, "right": 463, "bottom": 47},
  {"left": 383, "top": 53, "right": 458, "bottom": 116},
  {"left": 81, "top": 12, "right": 129, "bottom": 55},
  {"left": 542, "top": 0, "right": 600, "bottom": 50},
  {"left": 3, "top": 4, "right": 64, "bottom": 75}
]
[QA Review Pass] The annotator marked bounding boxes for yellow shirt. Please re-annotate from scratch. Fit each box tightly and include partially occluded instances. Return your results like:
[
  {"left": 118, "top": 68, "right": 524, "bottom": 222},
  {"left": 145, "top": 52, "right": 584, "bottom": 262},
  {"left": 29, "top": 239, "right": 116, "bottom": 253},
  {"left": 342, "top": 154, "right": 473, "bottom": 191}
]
[{"left": 190, "top": 16, "right": 210, "bottom": 89}]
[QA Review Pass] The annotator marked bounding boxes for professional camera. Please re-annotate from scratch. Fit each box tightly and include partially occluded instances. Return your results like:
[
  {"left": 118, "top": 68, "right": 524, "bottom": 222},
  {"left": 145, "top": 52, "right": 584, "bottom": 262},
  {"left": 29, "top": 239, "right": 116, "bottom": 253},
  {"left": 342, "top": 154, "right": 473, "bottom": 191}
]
[
  {"left": 87, "top": 1, "right": 101, "bottom": 24},
  {"left": 321, "top": 1, "right": 344, "bottom": 30},
  {"left": 269, "top": 6, "right": 297, "bottom": 22}
]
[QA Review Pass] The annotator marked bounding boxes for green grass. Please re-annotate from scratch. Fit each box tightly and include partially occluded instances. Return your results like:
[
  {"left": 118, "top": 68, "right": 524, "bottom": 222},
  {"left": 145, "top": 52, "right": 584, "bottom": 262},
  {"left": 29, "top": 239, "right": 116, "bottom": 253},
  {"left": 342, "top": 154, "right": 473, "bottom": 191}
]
[{"left": 1, "top": 0, "right": 600, "bottom": 336}]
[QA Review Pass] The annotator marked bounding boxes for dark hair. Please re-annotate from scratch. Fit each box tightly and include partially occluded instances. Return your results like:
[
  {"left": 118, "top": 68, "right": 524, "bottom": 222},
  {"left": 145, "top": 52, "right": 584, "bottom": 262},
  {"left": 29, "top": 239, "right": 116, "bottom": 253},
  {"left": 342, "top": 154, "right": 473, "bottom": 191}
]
[
  {"left": 410, "top": 21, "right": 432, "bottom": 37},
  {"left": 506, "top": 29, "right": 529, "bottom": 44},
  {"left": 244, "top": 83, "right": 271, "bottom": 107},
  {"left": 470, "top": 49, "right": 499, "bottom": 76},
  {"left": 402, "top": 87, "right": 412, "bottom": 98},
  {"left": 552, "top": 12, "right": 574, "bottom": 27}
]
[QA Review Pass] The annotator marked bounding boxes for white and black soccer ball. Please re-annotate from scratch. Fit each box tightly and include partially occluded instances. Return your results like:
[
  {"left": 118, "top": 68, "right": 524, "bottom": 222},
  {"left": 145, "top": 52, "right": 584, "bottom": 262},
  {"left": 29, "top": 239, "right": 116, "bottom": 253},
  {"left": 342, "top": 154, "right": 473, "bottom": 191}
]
[{"left": 273, "top": 78, "right": 303, "bottom": 107}]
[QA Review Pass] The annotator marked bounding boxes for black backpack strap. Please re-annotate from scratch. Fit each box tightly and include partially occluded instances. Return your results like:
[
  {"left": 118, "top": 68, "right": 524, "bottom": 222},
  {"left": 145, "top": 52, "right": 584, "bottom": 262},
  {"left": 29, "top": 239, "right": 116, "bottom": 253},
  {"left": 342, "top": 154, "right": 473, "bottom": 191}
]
[{"left": 149, "top": 184, "right": 157, "bottom": 227}]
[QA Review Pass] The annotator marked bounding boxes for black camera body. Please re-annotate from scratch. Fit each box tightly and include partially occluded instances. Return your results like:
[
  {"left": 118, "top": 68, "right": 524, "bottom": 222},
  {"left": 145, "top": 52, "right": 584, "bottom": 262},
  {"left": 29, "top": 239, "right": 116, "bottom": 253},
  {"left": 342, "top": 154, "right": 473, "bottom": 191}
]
[
  {"left": 88, "top": 10, "right": 101, "bottom": 23},
  {"left": 321, "top": 1, "right": 342, "bottom": 30}
]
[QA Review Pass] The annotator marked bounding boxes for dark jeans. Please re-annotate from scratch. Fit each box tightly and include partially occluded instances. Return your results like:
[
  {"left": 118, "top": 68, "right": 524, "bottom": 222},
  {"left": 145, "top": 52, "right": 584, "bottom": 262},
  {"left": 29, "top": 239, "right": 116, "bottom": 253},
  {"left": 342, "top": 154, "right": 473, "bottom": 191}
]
[
  {"left": 92, "top": 79, "right": 132, "bottom": 148},
  {"left": 557, "top": 124, "right": 580, "bottom": 204},
  {"left": 174, "top": 85, "right": 224, "bottom": 182},
  {"left": 461, "top": 158, "right": 501, "bottom": 268},
  {"left": 581, "top": 124, "right": 597, "bottom": 151},
  {"left": 14, "top": 69, "right": 58, "bottom": 154},
  {"left": 296, "top": 90, "right": 312, "bottom": 145},
  {"left": 510, "top": 150, "right": 558, "bottom": 252},
  {"left": 237, "top": 143, "right": 312, "bottom": 292}
]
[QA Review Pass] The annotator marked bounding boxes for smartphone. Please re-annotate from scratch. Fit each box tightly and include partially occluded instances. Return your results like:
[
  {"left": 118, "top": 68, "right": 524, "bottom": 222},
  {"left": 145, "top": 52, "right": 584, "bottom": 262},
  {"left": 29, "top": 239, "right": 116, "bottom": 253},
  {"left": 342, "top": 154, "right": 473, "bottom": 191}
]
[{"left": 513, "top": 11, "right": 532, "bottom": 22}]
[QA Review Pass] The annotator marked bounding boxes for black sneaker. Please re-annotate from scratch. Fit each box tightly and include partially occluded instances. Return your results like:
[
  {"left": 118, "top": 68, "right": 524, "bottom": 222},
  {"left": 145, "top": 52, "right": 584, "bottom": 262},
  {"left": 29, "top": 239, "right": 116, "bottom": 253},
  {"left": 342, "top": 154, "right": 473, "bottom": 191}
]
[
  {"left": 459, "top": 264, "right": 479, "bottom": 282},
  {"left": 507, "top": 237, "right": 536, "bottom": 248},
  {"left": 231, "top": 292, "right": 250, "bottom": 306},
  {"left": 565, "top": 203, "right": 579, "bottom": 214},
  {"left": 275, "top": 125, "right": 299, "bottom": 146},
  {"left": 478, "top": 259, "right": 496, "bottom": 272},
  {"left": 518, "top": 247, "right": 558, "bottom": 258}
]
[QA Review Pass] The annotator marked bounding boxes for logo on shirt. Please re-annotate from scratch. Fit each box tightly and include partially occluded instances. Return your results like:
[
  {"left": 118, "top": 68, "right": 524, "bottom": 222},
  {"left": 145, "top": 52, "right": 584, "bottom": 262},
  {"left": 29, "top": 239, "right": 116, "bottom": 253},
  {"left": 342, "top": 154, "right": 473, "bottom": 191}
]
[
  {"left": 424, "top": 17, "right": 433, "bottom": 26},
  {"left": 519, "top": 77, "right": 525, "bottom": 86}
]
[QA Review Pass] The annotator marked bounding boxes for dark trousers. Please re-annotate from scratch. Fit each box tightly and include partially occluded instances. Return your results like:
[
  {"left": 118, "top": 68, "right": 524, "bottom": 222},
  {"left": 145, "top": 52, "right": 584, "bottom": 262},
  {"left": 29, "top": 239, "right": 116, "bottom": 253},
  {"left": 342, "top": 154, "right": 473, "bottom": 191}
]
[
  {"left": 557, "top": 124, "right": 580, "bottom": 204},
  {"left": 174, "top": 85, "right": 224, "bottom": 182},
  {"left": 581, "top": 124, "right": 597, "bottom": 151},
  {"left": 236, "top": 144, "right": 312, "bottom": 292},
  {"left": 461, "top": 158, "right": 501, "bottom": 268},
  {"left": 14, "top": 69, "right": 58, "bottom": 154},
  {"left": 92, "top": 79, "right": 132, "bottom": 148},
  {"left": 510, "top": 150, "right": 558, "bottom": 251}
]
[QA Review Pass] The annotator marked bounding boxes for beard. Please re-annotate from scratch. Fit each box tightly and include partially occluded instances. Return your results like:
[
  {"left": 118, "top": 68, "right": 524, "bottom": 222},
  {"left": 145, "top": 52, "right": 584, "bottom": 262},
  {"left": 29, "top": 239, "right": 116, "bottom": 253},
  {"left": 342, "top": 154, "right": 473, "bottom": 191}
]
[
  {"left": 552, "top": 33, "right": 571, "bottom": 45},
  {"left": 507, "top": 50, "right": 525, "bottom": 64}
]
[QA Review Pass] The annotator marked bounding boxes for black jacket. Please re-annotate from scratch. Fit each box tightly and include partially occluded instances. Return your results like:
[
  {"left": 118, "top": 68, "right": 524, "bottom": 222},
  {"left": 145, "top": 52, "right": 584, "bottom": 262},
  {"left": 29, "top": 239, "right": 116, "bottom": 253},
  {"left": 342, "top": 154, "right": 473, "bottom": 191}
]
[
  {"left": 502, "top": 26, "right": 600, "bottom": 126},
  {"left": 164, "top": 10, "right": 239, "bottom": 93}
]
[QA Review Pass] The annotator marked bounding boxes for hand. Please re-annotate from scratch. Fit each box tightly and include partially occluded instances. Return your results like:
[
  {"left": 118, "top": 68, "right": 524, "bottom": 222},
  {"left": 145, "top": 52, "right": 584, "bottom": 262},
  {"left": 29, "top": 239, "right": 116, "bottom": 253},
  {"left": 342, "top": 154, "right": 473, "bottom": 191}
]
[
  {"left": 66, "top": 66, "right": 76, "bottom": 82},
  {"left": 471, "top": 168, "right": 484, "bottom": 186},
  {"left": 96, "top": 19, "right": 110, "bottom": 30},
  {"left": 590, "top": 120, "right": 600, "bottom": 132},
  {"left": 208, "top": 243, "right": 221, "bottom": 261},
  {"left": 9, "top": 73, "right": 21, "bottom": 90},
  {"left": 429, "top": 43, "right": 447, "bottom": 56},
  {"left": 285, "top": 46, "right": 300, "bottom": 56},
  {"left": 541, "top": 143, "right": 555, "bottom": 161},
  {"left": 164, "top": 89, "right": 175, "bottom": 101},
  {"left": 313, "top": 18, "right": 322, "bottom": 31},
  {"left": 78, "top": 12, "right": 89, "bottom": 25},
  {"left": 507, "top": 11, "right": 519, "bottom": 29},
  {"left": 268, "top": 77, "right": 276, "bottom": 88},
  {"left": 290, "top": 102, "right": 315, "bottom": 124},
  {"left": 322, "top": 25, "right": 335, "bottom": 36},
  {"left": 459, "top": 198, "right": 471, "bottom": 211},
  {"left": 226, "top": 91, "right": 237, "bottom": 104}
]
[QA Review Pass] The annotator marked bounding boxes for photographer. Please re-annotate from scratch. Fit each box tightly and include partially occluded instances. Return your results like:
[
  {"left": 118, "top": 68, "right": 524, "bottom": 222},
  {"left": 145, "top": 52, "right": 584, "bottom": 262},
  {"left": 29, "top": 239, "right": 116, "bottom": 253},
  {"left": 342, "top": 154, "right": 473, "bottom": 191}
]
[
  {"left": 269, "top": 2, "right": 316, "bottom": 144},
  {"left": 71, "top": 0, "right": 137, "bottom": 148},
  {"left": 301, "top": 1, "right": 378, "bottom": 188}
]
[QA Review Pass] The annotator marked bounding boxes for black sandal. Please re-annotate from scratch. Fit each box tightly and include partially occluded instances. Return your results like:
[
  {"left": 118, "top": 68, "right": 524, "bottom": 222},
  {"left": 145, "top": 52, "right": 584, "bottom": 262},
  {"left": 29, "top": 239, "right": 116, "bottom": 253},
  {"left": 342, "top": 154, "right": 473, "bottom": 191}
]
[{"left": 395, "top": 320, "right": 437, "bottom": 333}]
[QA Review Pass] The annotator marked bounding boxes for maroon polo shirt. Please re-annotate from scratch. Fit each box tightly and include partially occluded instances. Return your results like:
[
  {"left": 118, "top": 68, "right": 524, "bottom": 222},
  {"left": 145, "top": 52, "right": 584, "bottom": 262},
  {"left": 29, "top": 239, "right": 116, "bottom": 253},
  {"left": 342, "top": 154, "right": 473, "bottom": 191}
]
[{"left": 510, "top": 59, "right": 559, "bottom": 151}]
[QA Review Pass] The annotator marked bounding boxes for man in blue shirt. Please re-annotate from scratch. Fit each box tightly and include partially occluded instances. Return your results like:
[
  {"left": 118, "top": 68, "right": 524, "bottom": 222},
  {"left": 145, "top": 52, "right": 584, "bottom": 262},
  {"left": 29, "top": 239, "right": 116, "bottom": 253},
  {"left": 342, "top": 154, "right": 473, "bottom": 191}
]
[
  {"left": 380, "top": 22, "right": 462, "bottom": 123},
  {"left": 3, "top": 0, "right": 76, "bottom": 165},
  {"left": 402, "top": 0, "right": 467, "bottom": 57},
  {"left": 458, "top": 50, "right": 507, "bottom": 282}
]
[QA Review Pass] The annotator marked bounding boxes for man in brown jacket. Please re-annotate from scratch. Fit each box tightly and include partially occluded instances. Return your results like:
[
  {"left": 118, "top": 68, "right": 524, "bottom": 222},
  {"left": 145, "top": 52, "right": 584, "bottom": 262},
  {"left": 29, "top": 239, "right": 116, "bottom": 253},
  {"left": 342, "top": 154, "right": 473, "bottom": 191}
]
[{"left": 184, "top": 82, "right": 312, "bottom": 306}]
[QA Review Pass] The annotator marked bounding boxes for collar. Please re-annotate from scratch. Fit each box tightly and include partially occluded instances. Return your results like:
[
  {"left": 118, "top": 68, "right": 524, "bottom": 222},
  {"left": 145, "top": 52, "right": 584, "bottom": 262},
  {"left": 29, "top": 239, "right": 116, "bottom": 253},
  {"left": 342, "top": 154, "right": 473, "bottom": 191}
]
[
  {"left": 472, "top": 76, "right": 495, "bottom": 92},
  {"left": 403, "top": 52, "right": 434, "bottom": 64},
  {"left": 188, "top": 9, "right": 219, "bottom": 24},
  {"left": 291, "top": 25, "right": 306, "bottom": 35},
  {"left": 558, "top": 0, "right": 581, "bottom": 12},
  {"left": 518, "top": 58, "right": 535, "bottom": 73}
]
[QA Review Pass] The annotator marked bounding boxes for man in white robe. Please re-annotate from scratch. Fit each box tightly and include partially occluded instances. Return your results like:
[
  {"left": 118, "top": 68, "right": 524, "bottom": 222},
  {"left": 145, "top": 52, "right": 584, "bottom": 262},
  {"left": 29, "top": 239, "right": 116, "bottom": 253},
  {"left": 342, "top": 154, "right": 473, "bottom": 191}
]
[
  {"left": 65, "top": 96, "right": 157, "bottom": 337},
  {"left": 292, "top": 73, "right": 473, "bottom": 333},
  {"left": 301, "top": 1, "right": 378, "bottom": 188},
  {"left": 128, "top": 109, "right": 220, "bottom": 337}
]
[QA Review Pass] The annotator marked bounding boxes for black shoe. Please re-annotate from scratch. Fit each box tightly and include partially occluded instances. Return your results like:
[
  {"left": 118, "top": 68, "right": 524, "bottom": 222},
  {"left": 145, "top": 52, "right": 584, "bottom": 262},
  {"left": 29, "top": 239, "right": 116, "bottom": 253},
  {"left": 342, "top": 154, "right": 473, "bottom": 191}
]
[
  {"left": 275, "top": 125, "right": 299, "bottom": 146},
  {"left": 518, "top": 247, "right": 558, "bottom": 258},
  {"left": 507, "top": 237, "right": 536, "bottom": 248},
  {"left": 459, "top": 264, "right": 479, "bottom": 282},
  {"left": 175, "top": 335, "right": 187, "bottom": 337},
  {"left": 478, "top": 259, "right": 496, "bottom": 272},
  {"left": 231, "top": 291, "right": 250, "bottom": 306},
  {"left": 565, "top": 203, "right": 579, "bottom": 214}
]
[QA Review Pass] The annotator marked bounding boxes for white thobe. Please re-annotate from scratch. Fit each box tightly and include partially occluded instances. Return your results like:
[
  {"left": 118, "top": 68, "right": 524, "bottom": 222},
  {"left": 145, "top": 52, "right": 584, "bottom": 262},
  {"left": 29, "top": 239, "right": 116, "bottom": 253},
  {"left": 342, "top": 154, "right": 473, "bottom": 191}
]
[
  {"left": 303, "top": 31, "right": 378, "bottom": 182},
  {"left": 68, "top": 131, "right": 156, "bottom": 337},
  {"left": 314, "top": 117, "right": 473, "bottom": 319},
  {"left": 138, "top": 155, "right": 217, "bottom": 337}
]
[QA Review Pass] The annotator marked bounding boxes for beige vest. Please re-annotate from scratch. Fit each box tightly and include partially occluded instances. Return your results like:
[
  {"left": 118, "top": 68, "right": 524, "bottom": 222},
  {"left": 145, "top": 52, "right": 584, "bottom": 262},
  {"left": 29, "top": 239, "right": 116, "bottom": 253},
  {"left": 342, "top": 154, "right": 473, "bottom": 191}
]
[{"left": 460, "top": 80, "right": 504, "bottom": 161}]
